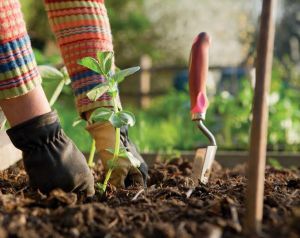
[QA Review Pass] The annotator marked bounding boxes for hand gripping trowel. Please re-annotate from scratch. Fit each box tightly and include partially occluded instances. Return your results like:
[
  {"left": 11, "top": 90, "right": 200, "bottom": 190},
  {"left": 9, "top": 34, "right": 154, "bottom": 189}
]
[{"left": 189, "top": 32, "right": 217, "bottom": 185}]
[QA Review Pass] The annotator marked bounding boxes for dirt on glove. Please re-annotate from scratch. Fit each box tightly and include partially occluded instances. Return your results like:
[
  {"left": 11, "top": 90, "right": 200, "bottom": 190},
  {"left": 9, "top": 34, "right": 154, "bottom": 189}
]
[{"left": 0, "top": 157, "right": 299, "bottom": 238}]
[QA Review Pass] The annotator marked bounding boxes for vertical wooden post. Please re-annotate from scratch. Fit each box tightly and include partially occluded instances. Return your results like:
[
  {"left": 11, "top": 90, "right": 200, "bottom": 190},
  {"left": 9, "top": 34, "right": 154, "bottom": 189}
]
[
  {"left": 140, "top": 55, "right": 152, "bottom": 108},
  {"left": 246, "top": 0, "right": 277, "bottom": 234}
]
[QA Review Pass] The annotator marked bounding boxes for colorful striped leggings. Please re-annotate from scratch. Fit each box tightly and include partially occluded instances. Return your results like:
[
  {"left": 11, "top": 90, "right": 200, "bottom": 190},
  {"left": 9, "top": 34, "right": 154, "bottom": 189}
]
[{"left": 0, "top": 0, "right": 114, "bottom": 114}]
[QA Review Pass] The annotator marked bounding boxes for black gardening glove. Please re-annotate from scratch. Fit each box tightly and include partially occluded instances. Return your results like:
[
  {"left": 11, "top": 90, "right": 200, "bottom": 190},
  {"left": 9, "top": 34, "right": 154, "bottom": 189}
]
[
  {"left": 120, "top": 125, "right": 148, "bottom": 187},
  {"left": 7, "top": 111, "right": 95, "bottom": 196}
]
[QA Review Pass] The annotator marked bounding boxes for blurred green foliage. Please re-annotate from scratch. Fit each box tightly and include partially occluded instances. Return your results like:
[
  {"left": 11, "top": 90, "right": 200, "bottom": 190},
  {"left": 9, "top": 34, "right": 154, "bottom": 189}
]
[
  {"left": 33, "top": 49, "right": 60, "bottom": 65},
  {"left": 128, "top": 61, "right": 300, "bottom": 153},
  {"left": 106, "top": 0, "right": 156, "bottom": 65},
  {"left": 20, "top": 0, "right": 53, "bottom": 49},
  {"left": 129, "top": 81, "right": 253, "bottom": 152},
  {"left": 39, "top": 58, "right": 300, "bottom": 153},
  {"left": 268, "top": 60, "right": 300, "bottom": 150},
  {"left": 53, "top": 96, "right": 93, "bottom": 152},
  {"left": 268, "top": 158, "right": 283, "bottom": 169},
  {"left": 19, "top": 0, "right": 299, "bottom": 153}
]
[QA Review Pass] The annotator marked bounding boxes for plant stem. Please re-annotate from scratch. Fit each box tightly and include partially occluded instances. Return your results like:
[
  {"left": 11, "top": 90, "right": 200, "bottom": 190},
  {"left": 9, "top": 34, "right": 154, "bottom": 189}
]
[
  {"left": 49, "top": 79, "right": 65, "bottom": 106},
  {"left": 101, "top": 96, "right": 121, "bottom": 194},
  {"left": 101, "top": 127, "right": 120, "bottom": 193},
  {"left": 0, "top": 119, "right": 7, "bottom": 130},
  {"left": 88, "top": 139, "right": 96, "bottom": 167}
]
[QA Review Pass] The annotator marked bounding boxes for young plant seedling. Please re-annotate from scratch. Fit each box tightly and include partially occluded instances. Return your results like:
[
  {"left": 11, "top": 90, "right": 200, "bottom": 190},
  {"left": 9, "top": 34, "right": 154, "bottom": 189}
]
[{"left": 78, "top": 51, "right": 141, "bottom": 194}]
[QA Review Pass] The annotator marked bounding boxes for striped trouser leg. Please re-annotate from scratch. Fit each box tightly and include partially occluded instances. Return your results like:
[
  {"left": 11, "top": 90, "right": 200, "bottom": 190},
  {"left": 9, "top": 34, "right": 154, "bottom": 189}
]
[
  {"left": 44, "top": 0, "right": 115, "bottom": 115},
  {"left": 0, "top": 0, "right": 41, "bottom": 100}
]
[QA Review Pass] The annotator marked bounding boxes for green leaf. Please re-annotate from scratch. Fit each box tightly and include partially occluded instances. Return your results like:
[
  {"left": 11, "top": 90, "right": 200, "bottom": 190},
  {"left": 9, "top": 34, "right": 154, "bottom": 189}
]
[
  {"left": 96, "top": 51, "right": 113, "bottom": 75},
  {"left": 105, "top": 148, "right": 115, "bottom": 154},
  {"left": 111, "top": 66, "right": 140, "bottom": 83},
  {"left": 0, "top": 119, "right": 7, "bottom": 130},
  {"left": 109, "top": 111, "right": 136, "bottom": 128},
  {"left": 49, "top": 80, "right": 65, "bottom": 106},
  {"left": 109, "top": 113, "right": 124, "bottom": 128},
  {"left": 118, "top": 111, "right": 136, "bottom": 127},
  {"left": 72, "top": 118, "right": 84, "bottom": 127},
  {"left": 105, "top": 147, "right": 128, "bottom": 158},
  {"left": 107, "top": 159, "right": 117, "bottom": 169},
  {"left": 107, "top": 81, "right": 118, "bottom": 91},
  {"left": 91, "top": 108, "right": 114, "bottom": 123},
  {"left": 87, "top": 83, "right": 110, "bottom": 101},
  {"left": 96, "top": 51, "right": 111, "bottom": 64},
  {"left": 64, "top": 77, "right": 71, "bottom": 85},
  {"left": 107, "top": 85, "right": 118, "bottom": 98},
  {"left": 60, "top": 66, "right": 69, "bottom": 78},
  {"left": 104, "top": 52, "right": 114, "bottom": 75},
  {"left": 0, "top": 110, "right": 6, "bottom": 130},
  {"left": 118, "top": 148, "right": 128, "bottom": 158},
  {"left": 104, "top": 148, "right": 140, "bottom": 168},
  {"left": 38, "top": 65, "right": 64, "bottom": 83},
  {"left": 96, "top": 183, "right": 105, "bottom": 193},
  {"left": 126, "top": 151, "right": 141, "bottom": 168},
  {"left": 77, "top": 57, "right": 102, "bottom": 74},
  {"left": 60, "top": 67, "right": 71, "bottom": 85}
]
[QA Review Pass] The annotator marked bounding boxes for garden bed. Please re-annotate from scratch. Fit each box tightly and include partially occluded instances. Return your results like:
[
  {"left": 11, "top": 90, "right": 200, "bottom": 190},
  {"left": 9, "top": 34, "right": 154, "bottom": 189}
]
[{"left": 0, "top": 158, "right": 299, "bottom": 238}]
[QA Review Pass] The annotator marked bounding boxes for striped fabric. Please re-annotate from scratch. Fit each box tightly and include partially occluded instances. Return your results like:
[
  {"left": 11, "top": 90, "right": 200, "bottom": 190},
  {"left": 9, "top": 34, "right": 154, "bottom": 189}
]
[
  {"left": 45, "top": 0, "right": 115, "bottom": 114},
  {"left": 0, "top": 0, "right": 41, "bottom": 100}
]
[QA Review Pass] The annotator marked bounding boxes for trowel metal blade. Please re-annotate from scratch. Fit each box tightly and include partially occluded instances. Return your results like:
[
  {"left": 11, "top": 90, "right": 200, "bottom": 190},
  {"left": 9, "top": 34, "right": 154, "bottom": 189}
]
[{"left": 191, "top": 145, "right": 217, "bottom": 185}]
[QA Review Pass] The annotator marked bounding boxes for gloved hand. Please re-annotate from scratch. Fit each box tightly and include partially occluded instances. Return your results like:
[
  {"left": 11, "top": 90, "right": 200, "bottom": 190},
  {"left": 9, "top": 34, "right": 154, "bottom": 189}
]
[
  {"left": 7, "top": 111, "right": 95, "bottom": 196},
  {"left": 86, "top": 122, "right": 148, "bottom": 188}
]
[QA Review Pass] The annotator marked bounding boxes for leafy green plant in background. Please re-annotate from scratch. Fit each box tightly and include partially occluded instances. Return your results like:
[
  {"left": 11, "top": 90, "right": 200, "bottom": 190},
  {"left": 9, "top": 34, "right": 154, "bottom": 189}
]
[
  {"left": 33, "top": 58, "right": 299, "bottom": 154},
  {"left": 33, "top": 49, "right": 61, "bottom": 66},
  {"left": 0, "top": 65, "right": 71, "bottom": 130},
  {"left": 19, "top": 0, "right": 300, "bottom": 153},
  {"left": 38, "top": 66, "right": 71, "bottom": 106},
  {"left": 129, "top": 61, "right": 300, "bottom": 152},
  {"left": 129, "top": 90, "right": 198, "bottom": 152},
  {"left": 211, "top": 78, "right": 253, "bottom": 150},
  {"left": 129, "top": 78, "right": 253, "bottom": 153},
  {"left": 268, "top": 158, "right": 283, "bottom": 170},
  {"left": 39, "top": 65, "right": 92, "bottom": 152},
  {"left": 38, "top": 66, "right": 92, "bottom": 151},
  {"left": 78, "top": 51, "right": 141, "bottom": 194},
  {"left": 267, "top": 59, "right": 300, "bottom": 150}
]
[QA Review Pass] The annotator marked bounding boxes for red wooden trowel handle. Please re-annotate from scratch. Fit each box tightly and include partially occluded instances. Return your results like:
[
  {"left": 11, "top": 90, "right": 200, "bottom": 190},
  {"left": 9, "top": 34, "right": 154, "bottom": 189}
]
[{"left": 189, "top": 32, "right": 211, "bottom": 121}]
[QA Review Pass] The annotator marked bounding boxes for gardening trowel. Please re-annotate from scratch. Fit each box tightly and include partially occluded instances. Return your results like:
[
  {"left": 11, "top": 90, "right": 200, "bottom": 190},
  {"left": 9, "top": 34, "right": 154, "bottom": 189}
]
[{"left": 189, "top": 32, "right": 217, "bottom": 185}]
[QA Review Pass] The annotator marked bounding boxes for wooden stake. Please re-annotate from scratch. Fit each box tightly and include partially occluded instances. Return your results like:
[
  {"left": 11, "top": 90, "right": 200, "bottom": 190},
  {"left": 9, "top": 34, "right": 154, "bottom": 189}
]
[{"left": 246, "top": 0, "right": 277, "bottom": 234}]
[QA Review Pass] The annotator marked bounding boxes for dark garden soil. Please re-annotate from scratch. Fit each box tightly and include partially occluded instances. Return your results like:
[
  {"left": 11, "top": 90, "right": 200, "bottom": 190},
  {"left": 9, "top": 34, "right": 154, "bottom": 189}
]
[{"left": 0, "top": 158, "right": 299, "bottom": 238}]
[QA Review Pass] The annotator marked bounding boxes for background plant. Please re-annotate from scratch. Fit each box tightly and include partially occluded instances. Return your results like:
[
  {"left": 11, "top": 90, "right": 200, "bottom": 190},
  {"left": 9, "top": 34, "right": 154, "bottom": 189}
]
[
  {"left": 129, "top": 62, "right": 300, "bottom": 152},
  {"left": 0, "top": 65, "right": 70, "bottom": 130},
  {"left": 17, "top": 0, "right": 299, "bottom": 154},
  {"left": 38, "top": 66, "right": 71, "bottom": 106},
  {"left": 2, "top": 58, "right": 294, "bottom": 154}
]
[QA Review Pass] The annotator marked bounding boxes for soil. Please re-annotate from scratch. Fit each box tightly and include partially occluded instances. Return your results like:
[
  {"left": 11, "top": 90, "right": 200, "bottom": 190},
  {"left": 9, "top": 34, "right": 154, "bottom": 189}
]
[{"left": 0, "top": 158, "right": 299, "bottom": 238}]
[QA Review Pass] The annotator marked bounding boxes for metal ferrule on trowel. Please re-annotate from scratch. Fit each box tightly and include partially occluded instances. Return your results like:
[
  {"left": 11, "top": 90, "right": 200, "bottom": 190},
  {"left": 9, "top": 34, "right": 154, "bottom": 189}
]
[{"left": 189, "top": 32, "right": 217, "bottom": 185}]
